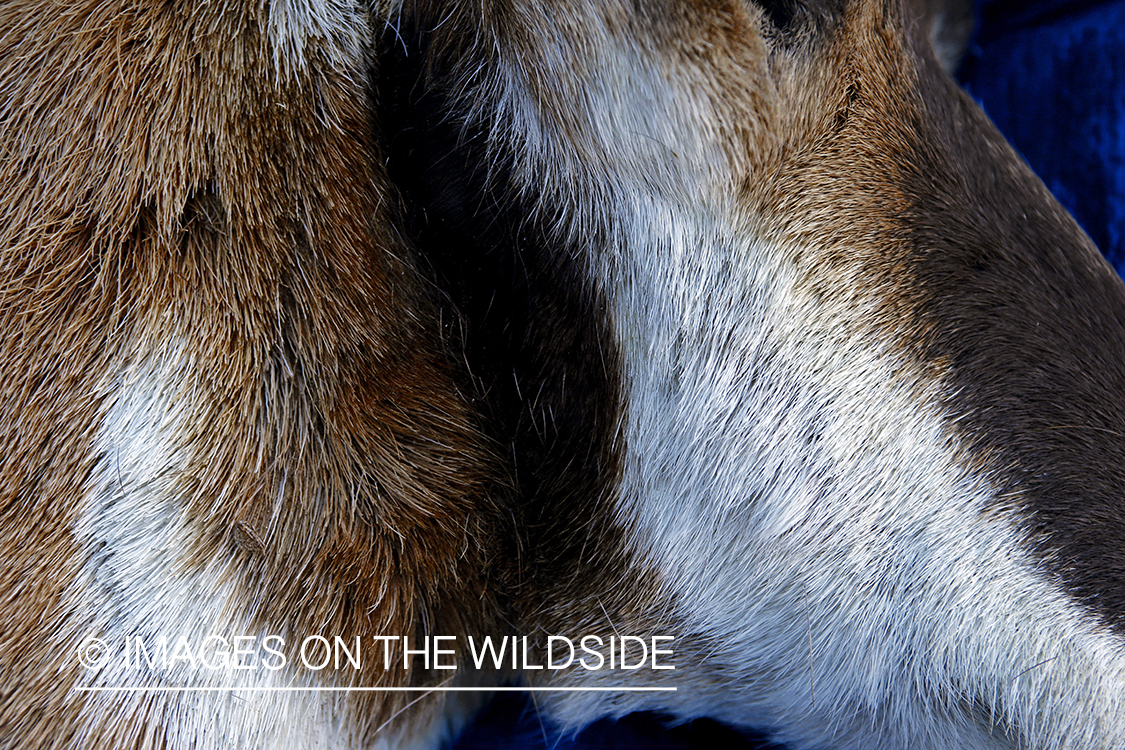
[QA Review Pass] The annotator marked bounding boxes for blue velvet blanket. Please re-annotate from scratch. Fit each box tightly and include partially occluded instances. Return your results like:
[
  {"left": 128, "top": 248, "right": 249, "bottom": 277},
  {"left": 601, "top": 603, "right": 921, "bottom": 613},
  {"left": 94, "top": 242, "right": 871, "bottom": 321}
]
[
  {"left": 452, "top": 2, "right": 1125, "bottom": 747},
  {"left": 962, "top": 0, "right": 1125, "bottom": 273}
]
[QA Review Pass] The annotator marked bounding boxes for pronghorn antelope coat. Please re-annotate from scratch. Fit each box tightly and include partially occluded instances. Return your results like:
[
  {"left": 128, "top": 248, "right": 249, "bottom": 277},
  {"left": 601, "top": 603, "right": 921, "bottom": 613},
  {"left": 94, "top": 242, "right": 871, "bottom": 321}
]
[{"left": 2, "top": 1, "right": 1124, "bottom": 749}]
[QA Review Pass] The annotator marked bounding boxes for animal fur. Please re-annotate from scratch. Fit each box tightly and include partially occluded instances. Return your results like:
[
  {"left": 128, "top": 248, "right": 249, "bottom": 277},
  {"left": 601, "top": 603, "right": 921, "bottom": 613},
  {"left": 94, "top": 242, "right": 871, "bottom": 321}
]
[
  {"left": 1, "top": 2, "right": 503, "bottom": 747},
  {"left": 3, "top": 1, "right": 1124, "bottom": 749}
]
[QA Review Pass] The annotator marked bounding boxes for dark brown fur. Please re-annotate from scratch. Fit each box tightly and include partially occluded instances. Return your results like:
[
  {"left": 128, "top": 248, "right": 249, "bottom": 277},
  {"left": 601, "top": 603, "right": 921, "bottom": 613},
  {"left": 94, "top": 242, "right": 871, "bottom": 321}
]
[{"left": 745, "top": 0, "right": 1125, "bottom": 632}]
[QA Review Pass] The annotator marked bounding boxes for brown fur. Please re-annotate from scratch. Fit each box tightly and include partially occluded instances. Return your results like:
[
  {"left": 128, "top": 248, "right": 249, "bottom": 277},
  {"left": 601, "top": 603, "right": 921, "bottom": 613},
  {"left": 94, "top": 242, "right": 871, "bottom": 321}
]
[
  {"left": 1, "top": 1, "right": 504, "bottom": 746},
  {"left": 745, "top": 0, "right": 1125, "bottom": 631}
]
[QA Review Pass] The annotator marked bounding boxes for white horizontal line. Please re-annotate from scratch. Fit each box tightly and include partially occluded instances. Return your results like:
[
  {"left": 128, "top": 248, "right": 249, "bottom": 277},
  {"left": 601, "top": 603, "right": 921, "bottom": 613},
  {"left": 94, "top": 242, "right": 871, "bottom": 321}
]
[{"left": 75, "top": 686, "right": 677, "bottom": 693}]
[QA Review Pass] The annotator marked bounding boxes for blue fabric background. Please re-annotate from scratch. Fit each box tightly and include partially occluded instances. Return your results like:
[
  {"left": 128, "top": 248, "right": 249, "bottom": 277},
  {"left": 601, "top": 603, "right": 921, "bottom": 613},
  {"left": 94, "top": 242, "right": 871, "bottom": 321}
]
[
  {"left": 960, "top": 0, "right": 1125, "bottom": 272},
  {"left": 451, "top": 2, "right": 1125, "bottom": 747}
]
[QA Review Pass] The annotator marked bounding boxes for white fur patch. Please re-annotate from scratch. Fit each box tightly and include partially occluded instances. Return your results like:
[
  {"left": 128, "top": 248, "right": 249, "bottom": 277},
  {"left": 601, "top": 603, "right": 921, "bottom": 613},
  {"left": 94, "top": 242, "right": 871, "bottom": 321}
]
[
  {"left": 474, "top": 12, "right": 1125, "bottom": 749},
  {"left": 266, "top": 0, "right": 380, "bottom": 80},
  {"left": 71, "top": 345, "right": 380, "bottom": 750},
  {"left": 593, "top": 204, "right": 1125, "bottom": 750}
]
